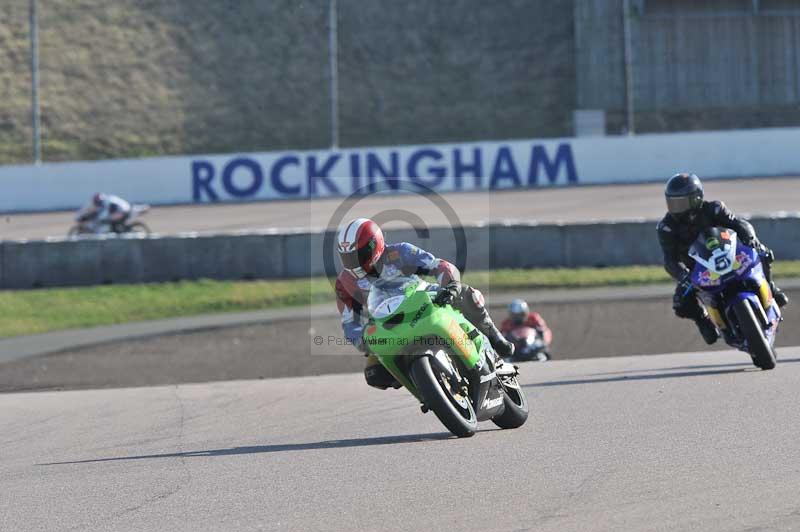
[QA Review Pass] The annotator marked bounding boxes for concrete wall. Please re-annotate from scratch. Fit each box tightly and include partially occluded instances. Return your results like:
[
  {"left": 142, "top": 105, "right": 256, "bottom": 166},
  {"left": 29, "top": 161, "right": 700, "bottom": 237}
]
[
  {"left": 6, "top": 127, "right": 800, "bottom": 213},
  {"left": 2, "top": 216, "right": 798, "bottom": 289}
]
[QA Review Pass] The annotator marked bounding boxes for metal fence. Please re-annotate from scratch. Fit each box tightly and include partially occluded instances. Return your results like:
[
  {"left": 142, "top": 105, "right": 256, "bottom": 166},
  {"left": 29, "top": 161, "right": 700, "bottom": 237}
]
[
  {"left": 576, "top": 0, "right": 800, "bottom": 133},
  {"left": 2, "top": 0, "right": 799, "bottom": 165}
]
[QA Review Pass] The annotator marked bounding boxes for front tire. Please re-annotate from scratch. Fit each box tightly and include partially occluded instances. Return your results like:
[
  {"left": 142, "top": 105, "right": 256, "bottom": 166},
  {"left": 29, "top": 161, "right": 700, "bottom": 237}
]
[
  {"left": 411, "top": 356, "right": 477, "bottom": 438},
  {"left": 125, "top": 221, "right": 151, "bottom": 236},
  {"left": 733, "top": 299, "right": 776, "bottom": 370},
  {"left": 492, "top": 372, "right": 529, "bottom": 429}
]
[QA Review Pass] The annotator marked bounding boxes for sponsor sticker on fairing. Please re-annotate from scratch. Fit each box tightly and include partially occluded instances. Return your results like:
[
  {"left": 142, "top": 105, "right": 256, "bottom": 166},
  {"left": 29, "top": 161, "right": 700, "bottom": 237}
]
[
  {"left": 699, "top": 270, "right": 721, "bottom": 287},
  {"left": 736, "top": 252, "right": 752, "bottom": 271}
]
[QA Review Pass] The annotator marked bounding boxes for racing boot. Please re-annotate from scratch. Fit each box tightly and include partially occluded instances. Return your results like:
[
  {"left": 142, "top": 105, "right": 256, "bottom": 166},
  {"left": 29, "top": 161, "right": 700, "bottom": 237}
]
[
  {"left": 476, "top": 318, "right": 515, "bottom": 358},
  {"left": 760, "top": 250, "right": 788, "bottom": 308},
  {"left": 771, "top": 282, "right": 789, "bottom": 308},
  {"left": 695, "top": 314, "right": 720, "bottom": 345}
]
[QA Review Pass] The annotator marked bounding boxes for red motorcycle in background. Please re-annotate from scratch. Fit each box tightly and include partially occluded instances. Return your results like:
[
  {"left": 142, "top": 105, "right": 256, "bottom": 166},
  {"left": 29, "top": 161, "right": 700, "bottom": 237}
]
[
  {"left": 504, "top": 324, "right": 552, "bottom": 362},
  {"left": 501, "top": 300, "right": 553, "bottom": 362}
]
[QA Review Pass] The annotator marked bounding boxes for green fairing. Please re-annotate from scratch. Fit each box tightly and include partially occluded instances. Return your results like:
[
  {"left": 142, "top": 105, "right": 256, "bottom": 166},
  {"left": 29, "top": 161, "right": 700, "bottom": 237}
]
[{"left": 363, "top": 277, "right": 484, "bottom": 402}]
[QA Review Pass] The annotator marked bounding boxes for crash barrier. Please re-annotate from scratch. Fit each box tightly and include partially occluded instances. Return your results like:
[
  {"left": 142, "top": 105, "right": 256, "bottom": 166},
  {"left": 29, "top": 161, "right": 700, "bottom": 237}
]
[
  {"left": 2, "top": 215, "right": 799, "bottom": 290},
  {"left": 3, "top": 127, "right": 800, "bottom": 213}
]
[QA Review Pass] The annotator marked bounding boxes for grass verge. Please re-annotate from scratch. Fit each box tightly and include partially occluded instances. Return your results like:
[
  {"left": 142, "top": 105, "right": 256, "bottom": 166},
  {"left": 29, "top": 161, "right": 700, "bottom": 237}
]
[{"left": 2, "top": 262, "right": 799, "bottom": 339}]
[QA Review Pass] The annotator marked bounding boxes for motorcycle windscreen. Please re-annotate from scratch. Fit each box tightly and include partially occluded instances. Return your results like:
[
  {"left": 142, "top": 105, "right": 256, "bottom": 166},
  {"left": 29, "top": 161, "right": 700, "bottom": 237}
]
[
  {"left": 367, "top": 275, "right": 420, "bottom": 318},
  {"left": 690, "top": 228, "right": 734, "bottom": 262}
]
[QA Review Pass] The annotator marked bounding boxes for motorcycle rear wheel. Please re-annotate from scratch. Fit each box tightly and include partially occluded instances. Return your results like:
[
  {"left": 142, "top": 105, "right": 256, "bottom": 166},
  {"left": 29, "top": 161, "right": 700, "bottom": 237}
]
[
  {"left": 411, "top": 355, "right": 477, "bottom": 438},
  {"left": 733, "top": 299, "right": 776, "bottom": 370},
  {"left": 492, "top": 372, "right": 529, "bottom": 429}
]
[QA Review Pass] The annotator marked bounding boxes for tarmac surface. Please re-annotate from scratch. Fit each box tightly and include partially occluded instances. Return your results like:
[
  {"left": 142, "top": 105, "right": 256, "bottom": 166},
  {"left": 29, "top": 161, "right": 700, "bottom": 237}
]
[
  {"left": 3, "top": 348, "right": 800, "bottom": 532},
  {"left": 3, "top": 177, "right": 799, "bottom": 240}
]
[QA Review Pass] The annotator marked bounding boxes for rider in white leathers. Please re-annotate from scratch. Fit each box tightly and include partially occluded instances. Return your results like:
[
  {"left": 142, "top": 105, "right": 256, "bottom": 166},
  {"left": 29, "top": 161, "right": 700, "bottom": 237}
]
[{"left": 76, "top": 193, "right": 132, "bottom": 233}]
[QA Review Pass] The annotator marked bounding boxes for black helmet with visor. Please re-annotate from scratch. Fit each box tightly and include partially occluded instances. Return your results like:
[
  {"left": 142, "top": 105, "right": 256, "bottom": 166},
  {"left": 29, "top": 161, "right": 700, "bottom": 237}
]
[{"left": 665, "top": 173, "right": 704, "bottom": 220}]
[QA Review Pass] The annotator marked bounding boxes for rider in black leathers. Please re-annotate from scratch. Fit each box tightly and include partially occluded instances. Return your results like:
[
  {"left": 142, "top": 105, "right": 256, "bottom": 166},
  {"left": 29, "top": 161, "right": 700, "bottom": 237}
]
[{"left": 657, "top": 173, "right": 789, "bottom": 345}]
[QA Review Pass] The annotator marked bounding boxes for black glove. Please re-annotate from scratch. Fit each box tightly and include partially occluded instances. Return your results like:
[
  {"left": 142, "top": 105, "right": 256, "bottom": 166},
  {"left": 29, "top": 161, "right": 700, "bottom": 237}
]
[
  {"left": 676, "top": 273, "right": 694, "bottom": 300},
  {"left": 434, "top": 281, "right": 461, "bottom": 306},
  {"left": 762, "top": 247, "right": 775, "bottom": 263},
  {"left": 741, "top": 234, "right": 763, "bottom": 251},
  {"left": 749, "top": 240, "right": 774, "bottom": 262}
]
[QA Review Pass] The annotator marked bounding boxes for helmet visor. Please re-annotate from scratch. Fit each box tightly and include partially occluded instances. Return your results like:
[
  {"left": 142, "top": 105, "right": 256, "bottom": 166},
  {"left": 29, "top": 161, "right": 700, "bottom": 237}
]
[
  {"left": 666, "top": 195, "right": 700, "bottom": 216},
  {"left": 339, "top": 250, "right": 361, "bottom": 271},
  {"left": 339, "top": 241, "right": 376, "bottom": 272}
]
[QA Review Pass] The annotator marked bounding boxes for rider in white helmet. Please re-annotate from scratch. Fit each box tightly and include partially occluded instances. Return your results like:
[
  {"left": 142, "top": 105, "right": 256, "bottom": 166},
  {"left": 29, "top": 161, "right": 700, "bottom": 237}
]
[{"left": 500, "top": 299, "right": 551, "bottom": 341}]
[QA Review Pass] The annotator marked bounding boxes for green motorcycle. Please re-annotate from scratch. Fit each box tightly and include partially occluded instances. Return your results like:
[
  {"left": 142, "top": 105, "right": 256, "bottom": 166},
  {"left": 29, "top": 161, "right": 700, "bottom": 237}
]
[{"left": 364, "top": 274, "right": 529, "bottom": 438}]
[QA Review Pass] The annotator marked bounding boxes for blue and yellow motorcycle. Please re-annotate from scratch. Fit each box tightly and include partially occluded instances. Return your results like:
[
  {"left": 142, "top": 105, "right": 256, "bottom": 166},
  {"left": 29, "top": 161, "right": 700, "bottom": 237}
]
[{"left": 687, "top": 227, "right": 782, "bottom": 370}]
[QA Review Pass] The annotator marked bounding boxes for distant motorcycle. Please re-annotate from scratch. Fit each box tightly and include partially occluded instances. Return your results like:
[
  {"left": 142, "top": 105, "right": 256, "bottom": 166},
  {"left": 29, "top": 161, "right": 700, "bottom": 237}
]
[
  {"left": 687, "top": 227, "right": 782, "bottom": 370},
  {"left": 505, "top": 325, "right": 552, "bottom": 362},
  {"left": 68, "top": 204, "right": 151, "bottom": 237}
]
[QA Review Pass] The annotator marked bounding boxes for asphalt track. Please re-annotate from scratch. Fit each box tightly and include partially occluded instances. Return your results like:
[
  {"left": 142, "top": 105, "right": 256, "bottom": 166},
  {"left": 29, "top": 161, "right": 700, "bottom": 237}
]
[
  {"left": 3, "top": 177, "right": 800, "bottom": 240},
  {"left": 3, "top": 348, "right": 800, "bottom": 532}
]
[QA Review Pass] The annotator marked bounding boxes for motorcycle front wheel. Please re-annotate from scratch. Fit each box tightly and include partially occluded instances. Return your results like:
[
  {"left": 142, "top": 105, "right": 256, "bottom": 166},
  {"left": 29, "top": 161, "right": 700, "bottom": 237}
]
[
  {"left": 733, "top": 299, "right": 776, "bottom": 370},
  {"left": 411, "top": 354, "right": 477, "bottom": 438},
  {"left": 124, "top": 221, "right": 151, "bottom": 236}
]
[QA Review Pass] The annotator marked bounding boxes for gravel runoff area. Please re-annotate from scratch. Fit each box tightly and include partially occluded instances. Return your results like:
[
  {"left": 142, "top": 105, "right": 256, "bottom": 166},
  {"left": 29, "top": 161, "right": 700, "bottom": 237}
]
[
  {"left": 4, "top": 177, "right": 800, "bottom": 240},
  {"left": 1, "top": 286, "right": 797, "bottom": 393}
]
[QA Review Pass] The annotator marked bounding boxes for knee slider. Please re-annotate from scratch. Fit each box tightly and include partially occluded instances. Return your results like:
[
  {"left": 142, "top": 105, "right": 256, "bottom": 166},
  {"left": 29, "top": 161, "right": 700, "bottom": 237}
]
[
  {"left": 364, "top": 363, "right": 397, "bottom": 390},
  {"left": 464, "top": 286, "right": 485, "bottom": 309}
]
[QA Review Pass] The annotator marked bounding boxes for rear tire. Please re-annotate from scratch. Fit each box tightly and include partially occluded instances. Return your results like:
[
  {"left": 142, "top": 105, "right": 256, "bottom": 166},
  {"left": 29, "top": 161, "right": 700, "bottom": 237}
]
[
  {"left": 125, "top": 221, "right": 151, "bottom": 236},
  {"left": 492, "top": 373, "right": 529, "bottom": 429},
  {"left": 411, "top": 356, "right": 477, "bottom": 438},
  {"left": 733, "top": 299, "right": 776, "bottom": 370}
]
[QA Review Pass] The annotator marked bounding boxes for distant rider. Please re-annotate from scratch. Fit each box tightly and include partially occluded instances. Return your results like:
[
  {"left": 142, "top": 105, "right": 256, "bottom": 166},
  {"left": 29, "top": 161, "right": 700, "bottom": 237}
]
[
  {"left": 500, "top": 299, "right": 552, "bottom": 345},
  {"left": 76, "top": 193, "right": 132, "bottom": 233},
  {"left": 657, "top": 173, "right": 788, "bottom": 345},
  {"left": 334, "top": 218, "right": 514, "bottom": 389}
]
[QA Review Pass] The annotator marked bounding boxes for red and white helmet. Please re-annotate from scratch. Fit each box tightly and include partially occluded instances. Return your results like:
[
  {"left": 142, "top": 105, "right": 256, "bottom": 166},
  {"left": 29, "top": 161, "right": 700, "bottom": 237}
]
[{"left": 337, "top": 218, "right": 385, "bottom": 278}]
